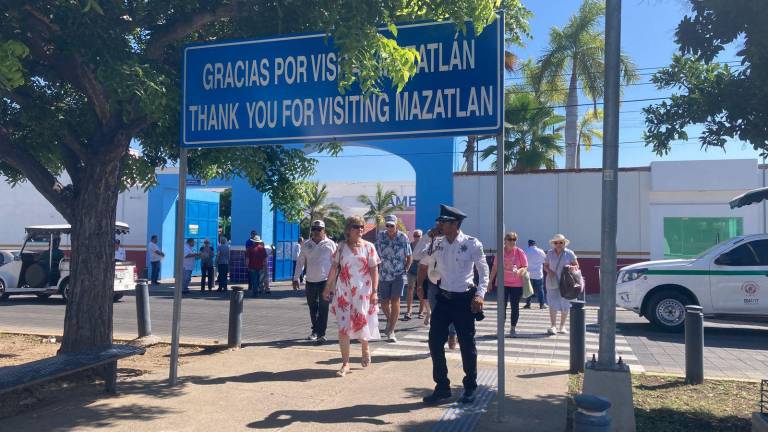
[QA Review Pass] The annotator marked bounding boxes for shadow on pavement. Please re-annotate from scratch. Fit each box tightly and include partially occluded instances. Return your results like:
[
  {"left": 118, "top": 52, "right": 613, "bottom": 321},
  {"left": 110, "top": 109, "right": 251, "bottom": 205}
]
[
  {"left": 187, "top": 368, "right": 338, "bottom": 385},
  {"left": 313, "top": 353, "right": 430, "bottom": 366},
  {"left": 516, "top": 370, "right": 569, "bottom": 380},
  {"left": 247, "top": 401, "right": 427, "bottom": 429}
]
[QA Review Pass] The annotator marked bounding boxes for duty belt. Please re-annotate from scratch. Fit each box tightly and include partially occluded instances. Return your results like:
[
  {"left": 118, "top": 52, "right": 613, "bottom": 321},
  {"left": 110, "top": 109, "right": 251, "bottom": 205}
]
[{"left": 437, "top": 285, "right": 476, "bottom": 300}]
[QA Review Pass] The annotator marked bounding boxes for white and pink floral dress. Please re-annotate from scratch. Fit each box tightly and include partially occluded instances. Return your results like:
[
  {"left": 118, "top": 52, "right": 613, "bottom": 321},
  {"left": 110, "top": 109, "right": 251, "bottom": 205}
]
[{"left": 330, "top": 241, "right": 381, "bottom": 341}]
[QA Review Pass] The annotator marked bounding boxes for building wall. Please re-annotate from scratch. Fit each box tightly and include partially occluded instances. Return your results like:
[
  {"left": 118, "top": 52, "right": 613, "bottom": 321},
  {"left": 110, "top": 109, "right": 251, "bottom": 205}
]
[{"left": 454, "top": 159, "right": 767, "bottom": 293}]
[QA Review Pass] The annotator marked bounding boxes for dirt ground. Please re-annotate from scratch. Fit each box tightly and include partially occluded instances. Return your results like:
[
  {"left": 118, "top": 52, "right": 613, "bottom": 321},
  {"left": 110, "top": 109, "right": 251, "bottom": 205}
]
[{"left": 0, "top": 333, "right": 210, "bottom": 419}]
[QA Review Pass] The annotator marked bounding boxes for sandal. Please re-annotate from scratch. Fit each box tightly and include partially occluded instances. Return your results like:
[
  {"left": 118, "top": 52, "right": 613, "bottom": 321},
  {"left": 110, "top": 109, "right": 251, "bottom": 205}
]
[
  {"left": 423, "top": 311, "right": 431, "bottom": 326},
  {"left": 336, "top": 364, "right": 350, "bottom": 377},
  {"left": 403, "top": 313, "right": 412, "bottom": 321},
  {"left": 361, "top": 349, "right": 371, "bottom": 368}
]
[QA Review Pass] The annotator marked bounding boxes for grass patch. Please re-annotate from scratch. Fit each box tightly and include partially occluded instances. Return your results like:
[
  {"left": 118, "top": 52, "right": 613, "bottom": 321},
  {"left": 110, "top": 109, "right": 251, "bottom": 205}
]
[{"left": 568, "top": 373, "right": 757, "bottom": 432}]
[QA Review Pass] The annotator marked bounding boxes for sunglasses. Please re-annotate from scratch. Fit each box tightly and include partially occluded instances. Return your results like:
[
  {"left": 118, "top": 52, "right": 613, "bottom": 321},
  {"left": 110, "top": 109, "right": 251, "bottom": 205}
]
[
  {"left": 413, "top": 235, "right": 421, "bottom": 238},
  {"left": 351, "top": 224, "right": 365, "bottom": 229},
  {"left": 311, "top": 227, "right": 324, "bottom": 231},
  {"left": 553, "top": 241, "right": 565, "bottom": 245},
  {"left": 506, "top": 238, "right": 517, "bottom": 241}
]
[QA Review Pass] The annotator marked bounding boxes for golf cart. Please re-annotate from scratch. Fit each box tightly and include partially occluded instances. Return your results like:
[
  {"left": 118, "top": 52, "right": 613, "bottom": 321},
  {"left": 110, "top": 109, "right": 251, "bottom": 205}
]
[{"left": 0, "top": 222, "right": 136, "bottom": 302}]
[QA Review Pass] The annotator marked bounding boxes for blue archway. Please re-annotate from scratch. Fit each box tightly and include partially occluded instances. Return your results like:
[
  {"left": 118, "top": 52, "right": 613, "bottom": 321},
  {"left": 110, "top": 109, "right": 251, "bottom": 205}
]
[{"left": 306, "top": 136, "right": 455, "bottom": 231}]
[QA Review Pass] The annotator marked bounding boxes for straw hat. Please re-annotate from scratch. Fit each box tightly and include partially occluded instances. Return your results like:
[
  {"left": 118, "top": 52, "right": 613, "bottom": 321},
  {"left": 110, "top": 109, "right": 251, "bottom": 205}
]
[{"left": 549, "top": 234, "right": 570, "bottom": 247}]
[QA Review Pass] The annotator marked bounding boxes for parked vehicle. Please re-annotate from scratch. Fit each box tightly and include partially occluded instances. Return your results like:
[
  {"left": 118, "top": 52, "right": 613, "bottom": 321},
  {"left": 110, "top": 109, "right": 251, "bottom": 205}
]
[
  {"left": 0, "top": 223, "right": 136, "bottom": 302},
  {"left": 616, "top": 234, "right": 768, "bottom": 331}
]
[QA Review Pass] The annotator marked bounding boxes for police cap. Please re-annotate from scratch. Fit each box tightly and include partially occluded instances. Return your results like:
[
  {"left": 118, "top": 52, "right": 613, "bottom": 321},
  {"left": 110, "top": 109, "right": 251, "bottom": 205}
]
[{"left": 436, "top": 204, "right": 467, "bottom": 222}]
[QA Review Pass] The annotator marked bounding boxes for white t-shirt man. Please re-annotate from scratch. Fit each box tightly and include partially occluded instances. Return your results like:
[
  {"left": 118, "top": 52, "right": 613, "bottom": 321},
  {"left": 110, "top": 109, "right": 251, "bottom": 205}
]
[
  {"left": 147, "top": 241, "right": 163, "bottom": 263},
  {"left": 183, "top": 243, "right": 196, "bottom": 271},
  {"left": 525, "top": 245, "right": 547, "bottom": 280}
]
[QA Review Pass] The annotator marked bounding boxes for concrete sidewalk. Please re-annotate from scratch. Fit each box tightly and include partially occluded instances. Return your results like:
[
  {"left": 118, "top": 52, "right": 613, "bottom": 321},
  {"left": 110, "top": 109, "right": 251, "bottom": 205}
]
[{"left": 3, "top": 344, "right": 568, "bottom": 431}]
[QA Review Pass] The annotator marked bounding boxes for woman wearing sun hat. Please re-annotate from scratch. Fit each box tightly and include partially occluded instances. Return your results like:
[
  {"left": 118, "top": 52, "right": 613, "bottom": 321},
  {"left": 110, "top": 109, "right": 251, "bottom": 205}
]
[{"left": 543, "top": 234, "right": 579, "bottom": 335}]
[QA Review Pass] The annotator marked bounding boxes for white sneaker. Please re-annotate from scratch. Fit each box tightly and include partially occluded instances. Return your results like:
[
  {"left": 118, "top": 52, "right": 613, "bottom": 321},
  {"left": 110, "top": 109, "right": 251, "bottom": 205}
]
[
  {"left": 547, "top": 326, "right": 557, "bottom": 335},
  {"left": 307, "top": 333, "right": 318, "bottom": 341},
  {"left": 559, "top": 328, "right": 569, "bottom": 335},
  {"left": 388, "top": 331, "right": 397, "bottom": 343}
]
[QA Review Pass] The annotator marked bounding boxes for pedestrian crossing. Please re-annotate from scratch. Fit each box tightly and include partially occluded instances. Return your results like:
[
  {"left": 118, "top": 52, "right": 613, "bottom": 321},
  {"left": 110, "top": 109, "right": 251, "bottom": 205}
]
[{"left": 373, "top": 304, "right": 644, "bottom": 371}]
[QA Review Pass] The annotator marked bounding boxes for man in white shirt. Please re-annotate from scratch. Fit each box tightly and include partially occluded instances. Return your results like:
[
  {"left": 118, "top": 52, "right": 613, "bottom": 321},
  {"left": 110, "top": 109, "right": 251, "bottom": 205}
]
[
  {"left": 524, "top": 239, "right": 548, "bottom": 309},
  {"left": 293, "top": 221, "right": 337, "bottom": 344},
  {"left": 114, "top": 239, "right": 126, "bottom": 262},
  {"left": 147, "top": 234, "right": 165, "bottom": 287},
  {"left": 422, "top": 205, "right": 489, "bottom": 406},
  {"left": 292, "top": 238, "right": 303, "bottom": 285},
  {"left": 182, "top": 238, "right": 199, "bottom": 294}
]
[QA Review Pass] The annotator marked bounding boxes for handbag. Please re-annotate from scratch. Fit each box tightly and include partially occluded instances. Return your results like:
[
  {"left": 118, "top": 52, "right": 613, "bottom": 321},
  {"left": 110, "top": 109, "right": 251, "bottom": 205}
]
[
  {"left": 559, "top": 266, "right": 584, "bottom": 300},
  {"left": 521, "top": 269, "right": 534, "bottom": 299},
  {"left": 325, "top": 242, "right": 346, "bottom": 294}
]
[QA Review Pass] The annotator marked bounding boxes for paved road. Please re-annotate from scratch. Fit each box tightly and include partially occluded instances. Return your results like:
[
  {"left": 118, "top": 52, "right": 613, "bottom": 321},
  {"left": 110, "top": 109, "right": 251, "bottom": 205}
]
[{"left": 2, "top": 280, "right": 767, "bottom": 380}]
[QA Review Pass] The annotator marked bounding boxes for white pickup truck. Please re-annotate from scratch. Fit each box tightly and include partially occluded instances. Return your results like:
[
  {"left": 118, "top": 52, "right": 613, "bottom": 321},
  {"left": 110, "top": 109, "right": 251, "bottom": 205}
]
[
  {"left": 0, "top": 223, "right": 136, "bottom": 302},
  {"left": 616, "top": 234, "right": 768, "bottom": 331}
]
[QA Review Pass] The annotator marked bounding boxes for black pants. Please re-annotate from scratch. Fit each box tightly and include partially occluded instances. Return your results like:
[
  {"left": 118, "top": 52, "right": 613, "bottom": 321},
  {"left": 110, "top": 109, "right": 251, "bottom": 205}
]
[
  {"left": 428, "top": 290, "right": 477, "bottom": 392},
  {"left": 150, "top": 261, "right": 161, "bottom": 285},
  {"left": 503, "top": 286, "right": 523, "bottom": 328},
  {"left": 305, "top": 281, "right": 330, "bottom": 337},
  {"left": 217, "top": 264, "right": 229, "bottom": 291},
  {"left": 200, "top": 264, "right": 214, "bottom": 290}
]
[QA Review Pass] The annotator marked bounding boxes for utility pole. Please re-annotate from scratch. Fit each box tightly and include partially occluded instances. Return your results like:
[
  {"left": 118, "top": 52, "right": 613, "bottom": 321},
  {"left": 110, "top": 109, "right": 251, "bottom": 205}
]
[{"left": 597, "top": 0, "right": 621, "bottom": 369}]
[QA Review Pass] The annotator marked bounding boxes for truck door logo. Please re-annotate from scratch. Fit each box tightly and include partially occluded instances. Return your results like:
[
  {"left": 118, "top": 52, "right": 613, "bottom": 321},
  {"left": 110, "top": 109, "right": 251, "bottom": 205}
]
[{"left": 741, "top": 281, "right": 760, "bottom": 304}]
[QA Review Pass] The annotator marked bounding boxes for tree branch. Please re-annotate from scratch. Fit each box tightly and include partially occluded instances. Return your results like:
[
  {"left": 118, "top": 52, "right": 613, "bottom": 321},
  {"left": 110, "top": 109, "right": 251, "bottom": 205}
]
[
  {"left": 145, "top": 2, "right": 240, "bottom": 60},
  {"left": 0, "top": 126, "right": 74, "bottom": 221},
  {"left": 17, "top": 6, "right": 111, "bottom": 124}
]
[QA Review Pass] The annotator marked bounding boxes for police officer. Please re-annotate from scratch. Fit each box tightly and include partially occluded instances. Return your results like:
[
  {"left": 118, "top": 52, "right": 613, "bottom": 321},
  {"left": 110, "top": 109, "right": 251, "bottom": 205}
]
[{"left": 422, "top": 204, "right": 489, "bottom": 405}]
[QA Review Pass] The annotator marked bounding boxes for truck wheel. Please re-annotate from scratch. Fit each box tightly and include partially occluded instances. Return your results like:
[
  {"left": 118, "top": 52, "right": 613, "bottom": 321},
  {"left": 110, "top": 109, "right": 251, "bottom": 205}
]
[
  {"left": 59, "top": 280, "right": 70, "bottom": 302},
  {"left": 0, "top": 279, "right": 8, "bottom": 301},
  {"left": 646, "top": 290, "right": 692, "bottom": 332},
  {"left": 113, "top": 293, "right": 124, "bottom": 302}
]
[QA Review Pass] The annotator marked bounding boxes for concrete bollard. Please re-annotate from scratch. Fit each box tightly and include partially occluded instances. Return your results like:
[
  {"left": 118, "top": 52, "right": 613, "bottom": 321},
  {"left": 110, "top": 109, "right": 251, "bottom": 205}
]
[
  {"left": 685, "top": 305, "right": 704, "bottom": 385},
  {"left": 228, "top": 286, "right": 245, "bottom": 349},
  {"left": 573, "top": 394, "right": 612, "bottom": 432},
  {"left": 135, "top": 280, "right": 152, "bottom": 338},
  {"left": 570, "top": 300, "right": 586, "bottom": 373}
]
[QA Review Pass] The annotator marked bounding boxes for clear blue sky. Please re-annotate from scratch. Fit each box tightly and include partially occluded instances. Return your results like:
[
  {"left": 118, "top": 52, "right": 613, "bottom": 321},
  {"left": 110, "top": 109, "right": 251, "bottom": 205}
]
[{"left": 312, "top": 0, "right": 759, "bottom": 182}]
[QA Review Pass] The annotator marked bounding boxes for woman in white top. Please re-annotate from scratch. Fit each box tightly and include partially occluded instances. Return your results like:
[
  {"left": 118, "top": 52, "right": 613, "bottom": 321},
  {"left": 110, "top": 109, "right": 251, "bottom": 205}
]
[{"left": 543, "top": 234, "right": 579, "bottom": 335}]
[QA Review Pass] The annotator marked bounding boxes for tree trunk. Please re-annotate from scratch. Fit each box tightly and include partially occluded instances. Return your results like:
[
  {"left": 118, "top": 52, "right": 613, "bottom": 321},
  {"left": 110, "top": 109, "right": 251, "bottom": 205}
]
[
  {"left": 464, "top": 136, "right": 476, "bottom": 172},
  {"left": 565, "top": 67, "right": 579, "bottom": 169},
  {"left": 59, "top": 156, "right": 121, "bottom": 353}
]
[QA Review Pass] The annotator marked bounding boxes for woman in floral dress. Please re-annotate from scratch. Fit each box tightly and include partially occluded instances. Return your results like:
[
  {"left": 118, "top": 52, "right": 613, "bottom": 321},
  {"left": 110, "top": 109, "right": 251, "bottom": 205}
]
[{"left": 323, "top": 215, "right": 381, "bottom": 377}]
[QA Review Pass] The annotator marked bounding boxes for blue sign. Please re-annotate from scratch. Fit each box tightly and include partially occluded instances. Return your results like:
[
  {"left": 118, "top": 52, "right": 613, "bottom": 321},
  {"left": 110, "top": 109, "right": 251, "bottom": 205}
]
[{"left": 182, "top": 15, "right": 503, "bottom": 148}]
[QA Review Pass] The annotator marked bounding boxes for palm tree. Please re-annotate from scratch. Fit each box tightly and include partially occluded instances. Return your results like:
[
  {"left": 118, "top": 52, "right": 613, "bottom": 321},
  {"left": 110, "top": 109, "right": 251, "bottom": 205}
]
[
  {"left": 480, "top": 92, "right": 564, "bottom": 172},
  {"left": 575, "top": 108, "right": 603, "bottom": 168},
  {"left": 531, "top": 0, "right": 638, "bottom": 169},
  {"left": 304, "top": 181, "right": 342, "bottom": 222},
  {"left": 357, "top": 183, "right": 404, "bottom": 233},
  {"left": 463, "top": 51, "right": 520, "bottom": 172}
]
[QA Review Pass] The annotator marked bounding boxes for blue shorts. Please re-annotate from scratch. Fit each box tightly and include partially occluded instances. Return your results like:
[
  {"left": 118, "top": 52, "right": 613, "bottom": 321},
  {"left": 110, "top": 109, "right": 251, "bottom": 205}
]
[{"left": 379, "top": 277, "right": 406, "bottom": 300}]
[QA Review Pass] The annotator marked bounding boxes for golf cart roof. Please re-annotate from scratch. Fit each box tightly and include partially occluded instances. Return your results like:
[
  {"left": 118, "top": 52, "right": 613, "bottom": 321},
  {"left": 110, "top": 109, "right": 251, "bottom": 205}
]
[{"left": 25, "top": 222, "right": 131, "bottom": 235}]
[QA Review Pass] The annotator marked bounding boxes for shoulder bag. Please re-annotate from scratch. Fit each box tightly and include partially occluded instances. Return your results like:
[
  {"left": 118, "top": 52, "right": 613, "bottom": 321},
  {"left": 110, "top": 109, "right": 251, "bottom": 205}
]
[{"left": 325, "top": 241, "right": 346, "bottom": 294}]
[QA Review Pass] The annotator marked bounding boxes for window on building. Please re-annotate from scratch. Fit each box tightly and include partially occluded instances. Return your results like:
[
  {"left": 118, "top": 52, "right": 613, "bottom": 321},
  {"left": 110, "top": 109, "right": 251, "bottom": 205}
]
[{"left": 663, "top": 217, "right": 743, "bottom": 259}]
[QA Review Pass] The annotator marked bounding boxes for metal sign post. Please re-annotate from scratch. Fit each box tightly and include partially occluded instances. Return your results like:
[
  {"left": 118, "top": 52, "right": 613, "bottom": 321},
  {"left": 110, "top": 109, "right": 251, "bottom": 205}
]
[
  {"left": 169, "top": 148, "right": 188, "bottom": 385},
  {"left": 495, "top": 131, "right": 506, "bottom": 421}
]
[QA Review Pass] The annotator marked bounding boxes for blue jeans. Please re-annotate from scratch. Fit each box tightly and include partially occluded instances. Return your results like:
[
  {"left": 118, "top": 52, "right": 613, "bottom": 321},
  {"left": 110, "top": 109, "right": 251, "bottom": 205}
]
[
  {"left": 248, "top": 269, "right": 261, "bottom": 295},
  {"left": 525, "top": 278, "right": 546, "bottom": 307},
  {"left": 150, "top": 261, "right": 161, "bottom": 285},
  {"left": 182, "top": 270, "right": 192, "bottom": 292}
]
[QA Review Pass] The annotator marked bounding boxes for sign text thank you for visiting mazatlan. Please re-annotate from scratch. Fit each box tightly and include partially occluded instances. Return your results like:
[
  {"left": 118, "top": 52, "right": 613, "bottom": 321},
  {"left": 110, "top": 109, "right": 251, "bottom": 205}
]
[{"left": 182, "top": 14, "right": 503, "bottom": 147}]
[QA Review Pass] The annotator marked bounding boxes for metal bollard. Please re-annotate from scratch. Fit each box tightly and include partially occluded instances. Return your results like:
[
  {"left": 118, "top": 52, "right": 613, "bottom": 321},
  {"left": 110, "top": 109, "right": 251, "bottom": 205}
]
[
  {"left": 570, "top": 300, "right": 586, "bottom": 373},
  {"left": 685, "top": 305, "right": 704, "bottom": 384},
  {"left": 573, "top": 394, "right": 612, "bottom": 432},
  {"left": 135, "top": 280, "right": 152, "bottom": 337},
  {"left": 228, "top": 286, "right": 245, "bottom": 349}
]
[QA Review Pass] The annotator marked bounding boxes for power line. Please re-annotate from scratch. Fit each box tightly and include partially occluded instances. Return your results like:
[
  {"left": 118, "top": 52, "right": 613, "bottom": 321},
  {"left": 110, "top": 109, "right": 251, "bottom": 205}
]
[{"left": 501, "top": 59, "right": 744, "bottom": 82}]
